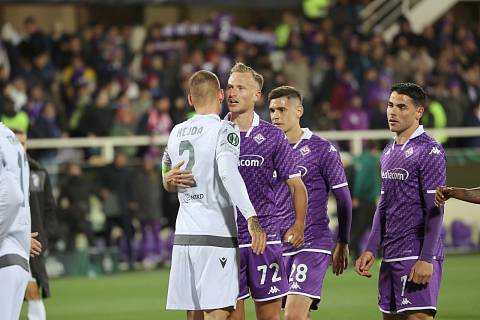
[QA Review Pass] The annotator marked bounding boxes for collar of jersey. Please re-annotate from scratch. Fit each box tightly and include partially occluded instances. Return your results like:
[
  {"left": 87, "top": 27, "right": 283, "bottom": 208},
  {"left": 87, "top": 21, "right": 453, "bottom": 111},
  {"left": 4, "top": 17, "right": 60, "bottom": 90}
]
[
  {"left": 292, "top": 128, "right": 313, "bottom": 149},
  {"left": 224, "top": 112, "right": 260, "bottom": 137},
  {"left": 193, "top": 114, "right": 221, "bottom": 121},
  {"left": 391, "top": 125, "right": 425, "bottom": 151}
]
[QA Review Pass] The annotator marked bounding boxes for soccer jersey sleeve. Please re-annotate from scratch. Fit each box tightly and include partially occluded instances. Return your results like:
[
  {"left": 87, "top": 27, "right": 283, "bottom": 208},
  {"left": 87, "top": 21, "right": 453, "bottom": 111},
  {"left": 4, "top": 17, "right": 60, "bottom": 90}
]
[
  {"left": 321, "top": 143, "right": 348, "bottom": 190},
  {"left": 216, "top": 121, "right": 240, "bottom": 159},
  {"left": 419, "top": 143, "right": 446, "bottom": 262},
  {"left": 0, "top": 148, "right": 24, "bottom": 244},
  {"left": 273, "top": 131, "right": 300, "bottom": 181},
  {"left": 419, "top": 143, "right": 446, "bottom": 194},
  {"left": 216, "top": 122, "right": 256, "bottom": 220}
]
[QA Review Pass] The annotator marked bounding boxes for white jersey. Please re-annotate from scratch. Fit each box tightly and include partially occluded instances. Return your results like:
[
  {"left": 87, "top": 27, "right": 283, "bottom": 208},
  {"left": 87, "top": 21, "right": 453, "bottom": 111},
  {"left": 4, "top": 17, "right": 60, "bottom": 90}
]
[
  {"left": 162, "top": 114, "right": 242, "bottom": 239},
  {"left": 0, "top": 124, "right": 30, "bottom": 260}
]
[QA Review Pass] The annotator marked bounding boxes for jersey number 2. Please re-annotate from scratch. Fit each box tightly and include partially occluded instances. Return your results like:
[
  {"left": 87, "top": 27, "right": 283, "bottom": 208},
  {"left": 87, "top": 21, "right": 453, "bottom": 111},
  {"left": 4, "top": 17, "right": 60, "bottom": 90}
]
[{"left": 179, "top": 140, "right": 197, "bottom": 187}]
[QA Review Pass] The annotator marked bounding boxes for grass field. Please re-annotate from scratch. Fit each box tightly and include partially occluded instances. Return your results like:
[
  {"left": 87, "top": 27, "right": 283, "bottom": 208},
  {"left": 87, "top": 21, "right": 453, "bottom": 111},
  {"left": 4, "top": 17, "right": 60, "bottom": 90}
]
[{"left": 21, "top": 254, "right": 480, "bottom": 319}]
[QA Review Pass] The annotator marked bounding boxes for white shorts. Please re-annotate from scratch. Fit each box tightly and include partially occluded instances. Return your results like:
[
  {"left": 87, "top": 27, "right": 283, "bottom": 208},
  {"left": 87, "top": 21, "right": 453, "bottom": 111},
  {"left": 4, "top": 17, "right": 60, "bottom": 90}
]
[
  {"left": 0, "top": 265, "right": 29, "bottom": 320},
  {"left": 166, "top": 245, "right": 239, "bottom": 310}
]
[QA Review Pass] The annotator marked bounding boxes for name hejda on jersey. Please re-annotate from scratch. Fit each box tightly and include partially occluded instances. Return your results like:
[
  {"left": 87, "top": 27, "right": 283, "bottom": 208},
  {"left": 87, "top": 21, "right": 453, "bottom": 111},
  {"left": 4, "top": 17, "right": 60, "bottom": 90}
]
[{"left": 177, "top": 126, "right": 204, "bottom": 138}]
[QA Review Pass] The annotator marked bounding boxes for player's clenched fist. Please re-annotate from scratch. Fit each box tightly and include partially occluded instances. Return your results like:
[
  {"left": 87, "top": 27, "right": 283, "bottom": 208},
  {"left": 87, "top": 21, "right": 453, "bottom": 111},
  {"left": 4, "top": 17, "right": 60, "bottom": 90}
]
[
  {"left": 247, "top": 216, "right": 266, "bottom": 255},
  {"left": 283, "top": 222, "right": 305, "bottom": 248},
  {"left": 355, "top": 251, "right": 375, "bottom": 278},
  {"left": 434, "top": 186, "right": 452, "bottom": 207}
]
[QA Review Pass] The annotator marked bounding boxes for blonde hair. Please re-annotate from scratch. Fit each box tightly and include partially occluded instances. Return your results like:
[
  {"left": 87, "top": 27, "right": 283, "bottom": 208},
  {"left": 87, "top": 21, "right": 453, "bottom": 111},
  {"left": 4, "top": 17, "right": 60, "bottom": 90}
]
[{"left": 230, "top": 62, "right": 264, "bottom": 90}]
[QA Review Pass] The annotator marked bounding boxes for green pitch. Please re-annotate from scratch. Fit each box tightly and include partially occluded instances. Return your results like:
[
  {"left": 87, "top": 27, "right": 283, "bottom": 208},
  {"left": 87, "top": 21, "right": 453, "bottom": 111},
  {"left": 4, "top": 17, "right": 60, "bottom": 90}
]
[{"left": 22, "top": 254, "right": 480, "bottom": 319}]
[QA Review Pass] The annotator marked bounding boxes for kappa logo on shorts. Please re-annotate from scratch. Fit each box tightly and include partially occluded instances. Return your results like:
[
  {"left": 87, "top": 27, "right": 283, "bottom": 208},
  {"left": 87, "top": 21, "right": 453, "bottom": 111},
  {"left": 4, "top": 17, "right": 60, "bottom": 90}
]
[
  {"left": 219, "top": 257, "right": 227, "bottom": 268},
  {"left": 268, "top": 286, "right": 280, "bottom": 295},
  {"left": 290, "top": 282, "right": 301, "bottom": 290},
  {"left": 401, "top": 298, "right": 412, "bottom": 306}
]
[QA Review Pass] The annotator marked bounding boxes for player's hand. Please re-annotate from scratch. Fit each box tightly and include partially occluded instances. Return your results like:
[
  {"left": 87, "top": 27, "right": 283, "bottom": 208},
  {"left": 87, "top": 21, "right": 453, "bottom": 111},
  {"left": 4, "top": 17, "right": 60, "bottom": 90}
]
[
  {"left": 247, "top": 216, "right": 266, "bottom": 255},
  {"left": 408, "top": 260, "right": 433, "bottom": 285},
  {"left": 165, "top": 161, "right": 195, "bottom": 188},
  {"left": 435, "top": 186, "right": 452, "bottom": 207},
  {"left": 30, "top": 232, "right": 42, "bottom": 257},
  {"left": 332, "top": 242, "right": 349, "bottom": 276},
  {"left": 283, "top": 222, "right": 304, "bottom": 248},
  {"left": 355, "top": 251, "right": 375, "bottom": 278}
]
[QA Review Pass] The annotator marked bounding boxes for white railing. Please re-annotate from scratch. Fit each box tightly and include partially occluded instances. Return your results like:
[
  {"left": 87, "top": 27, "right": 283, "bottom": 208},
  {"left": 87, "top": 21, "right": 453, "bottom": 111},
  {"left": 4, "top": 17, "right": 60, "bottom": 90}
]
[{"left": 27, "top": 127, "right": 480, "bottom": 162}]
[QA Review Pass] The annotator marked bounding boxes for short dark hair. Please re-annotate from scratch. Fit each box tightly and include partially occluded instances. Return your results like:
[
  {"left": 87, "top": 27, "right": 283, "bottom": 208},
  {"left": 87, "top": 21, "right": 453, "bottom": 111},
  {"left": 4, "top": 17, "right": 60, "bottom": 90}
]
[
  {"left": 390, "top": 82, "right": 426, "bottom": 107},
  {"left": 230, "top": 62, "right": 264, "bottom": 90},
  {"left": 268, "top": 86, "right": 303, "bottom": 103}
]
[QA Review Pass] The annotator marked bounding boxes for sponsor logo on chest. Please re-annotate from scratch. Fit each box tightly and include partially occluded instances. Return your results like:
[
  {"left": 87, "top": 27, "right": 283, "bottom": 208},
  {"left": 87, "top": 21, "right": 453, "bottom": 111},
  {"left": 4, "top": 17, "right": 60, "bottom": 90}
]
[
  {"left": 381, "top": 168, "right": 410, "bottom": 181},
  {"left": 239, "top": 155, "right": 264, "bottom": 167}
]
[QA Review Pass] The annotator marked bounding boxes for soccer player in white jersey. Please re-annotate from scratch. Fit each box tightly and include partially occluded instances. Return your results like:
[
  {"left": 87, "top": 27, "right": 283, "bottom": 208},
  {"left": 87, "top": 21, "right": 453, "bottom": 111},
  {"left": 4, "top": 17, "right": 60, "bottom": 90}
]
[
  {"left": 0, "top": 123, "right": 35, "bottom": 320},
  {"left": 163, "top": 70, "right": 266, "bottom": 320}
]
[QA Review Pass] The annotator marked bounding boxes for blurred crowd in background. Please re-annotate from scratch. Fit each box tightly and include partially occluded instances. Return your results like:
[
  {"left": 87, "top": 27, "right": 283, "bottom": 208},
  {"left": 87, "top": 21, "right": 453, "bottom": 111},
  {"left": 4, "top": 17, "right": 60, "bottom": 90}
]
[{"left": 0, "top": 0, "right": 479, "bottom": 269}]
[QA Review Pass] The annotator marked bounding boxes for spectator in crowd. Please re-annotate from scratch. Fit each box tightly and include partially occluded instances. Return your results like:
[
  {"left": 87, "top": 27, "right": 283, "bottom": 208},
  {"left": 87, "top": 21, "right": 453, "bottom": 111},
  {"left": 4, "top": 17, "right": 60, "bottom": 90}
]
[
  {"left": 130, "top": 155, "right": 164, "bottom": 265},
  {"left": 98, "top": 151, "right": 135, "bottom": 269},
  {"left": 57, "top": 162, "right": 95, "bottom": 250},
  {"left": 350, "top": 141, "right": 381, "bottom": 259}
]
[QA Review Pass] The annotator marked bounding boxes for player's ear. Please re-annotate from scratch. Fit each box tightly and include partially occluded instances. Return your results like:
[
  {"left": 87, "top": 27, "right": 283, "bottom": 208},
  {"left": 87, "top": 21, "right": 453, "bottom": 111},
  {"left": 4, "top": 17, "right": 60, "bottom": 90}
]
[
  {"left": 296, "top": 105, "right": 304, "bottom": 118},
  {"left": 187, "top": 94, "right": 194, "bottom": 107},
  {"left": 416, "top": 105, "right": 425, "bottom": 120},
  {"left": 219, "top": 89, "right": 224, "bottom": 103}
]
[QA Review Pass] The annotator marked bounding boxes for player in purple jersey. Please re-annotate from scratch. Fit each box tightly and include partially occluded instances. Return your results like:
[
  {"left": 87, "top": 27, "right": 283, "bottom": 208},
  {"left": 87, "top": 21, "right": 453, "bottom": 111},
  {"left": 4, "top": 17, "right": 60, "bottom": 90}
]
[
  {"left": 355, "top": 83, "right": 446, "bottom": 320},
  {"left": 268, "top": 86, "right": 352, "bottom": 319},
  {"left": 435, "top": 186, "right": 480, "bottom": 205},
  {"left": 226, "top": 63, "right": 308, "bottom": 320}
]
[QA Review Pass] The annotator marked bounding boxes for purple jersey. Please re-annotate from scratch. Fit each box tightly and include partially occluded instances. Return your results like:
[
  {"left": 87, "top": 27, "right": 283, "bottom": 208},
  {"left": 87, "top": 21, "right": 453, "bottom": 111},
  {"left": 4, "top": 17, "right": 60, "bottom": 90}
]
[
  {"left": 379, "top": 126, "right": 446, "bottom": 260},
  {"left": 276, "top": 129, "right": 348, "bottom": 253},
  {"left": 234, "top": 113, "right": 300, "bottom": 245}
]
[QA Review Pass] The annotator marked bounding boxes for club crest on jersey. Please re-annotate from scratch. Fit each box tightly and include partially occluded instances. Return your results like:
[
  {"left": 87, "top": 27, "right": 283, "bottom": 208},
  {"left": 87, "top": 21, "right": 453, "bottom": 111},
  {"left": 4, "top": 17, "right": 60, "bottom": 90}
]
[
  {"left": 429, "top": 146, "right": 441, "bottom": 155},
  {"left": 300, "top": 145, "right": 311, "bottom": 156},
  {"left": 405, "top": 147, "right": 414, "bottom": 158},
  {"left": 253, "top": 133, "right": 265, "bottom": 144}
]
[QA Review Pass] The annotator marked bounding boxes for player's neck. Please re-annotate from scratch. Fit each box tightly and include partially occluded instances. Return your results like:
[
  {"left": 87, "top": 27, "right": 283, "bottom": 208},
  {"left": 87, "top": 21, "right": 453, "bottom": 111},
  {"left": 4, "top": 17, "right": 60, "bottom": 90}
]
[
  {"left": 194, "top": 104, "right": 219, "bottom": 116},
  {"left": 395, "top": 124, "right": 419, "bottom": 144},
  {"left": 286, "top": 126, "right": 304, "bottom": 145},
  {"left": 231, "top": 111, "right": 254, "bottom": 132}
]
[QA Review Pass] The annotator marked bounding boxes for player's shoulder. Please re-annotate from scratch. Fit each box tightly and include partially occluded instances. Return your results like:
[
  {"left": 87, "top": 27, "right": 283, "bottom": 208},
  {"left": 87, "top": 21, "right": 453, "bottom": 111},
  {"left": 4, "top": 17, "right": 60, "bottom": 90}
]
[
  {"left": 257, "top": 119, "right": 286, "bottom": 139},
  {"left": 311, "top": 134, "right": 337, "bottom": 152},
  {"left": 416, "top": 133, "right": 445, "bottom": 155}
]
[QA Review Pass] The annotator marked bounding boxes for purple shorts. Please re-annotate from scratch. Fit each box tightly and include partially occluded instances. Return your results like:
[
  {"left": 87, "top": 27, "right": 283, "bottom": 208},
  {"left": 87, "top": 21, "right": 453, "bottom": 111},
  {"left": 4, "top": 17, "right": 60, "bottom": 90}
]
[
  {"left": 239, "top": 243, "right": 289, "bottom": 301},
  {"left": 378, "top": 259, "right": 443, "bottom": 315},
  {"left": 283, "top": 251, "right": 331, "bottom": 310}
]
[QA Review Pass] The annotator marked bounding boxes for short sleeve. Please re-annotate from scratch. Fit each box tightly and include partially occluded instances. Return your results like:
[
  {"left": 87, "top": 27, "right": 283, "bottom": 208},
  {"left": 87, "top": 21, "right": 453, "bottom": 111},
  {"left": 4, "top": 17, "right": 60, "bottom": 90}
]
[
  {"left": 216, "top": 121, "right": 240, "bottom": 159},
  {"left": 273, "top": 130, "right": 300, "bottom": 181},
  {"left": 321, "top": 143, "right": 348, "bottom": 190},
  {"left": 419, "top": 143, "right": 447, "bottom": 194}
]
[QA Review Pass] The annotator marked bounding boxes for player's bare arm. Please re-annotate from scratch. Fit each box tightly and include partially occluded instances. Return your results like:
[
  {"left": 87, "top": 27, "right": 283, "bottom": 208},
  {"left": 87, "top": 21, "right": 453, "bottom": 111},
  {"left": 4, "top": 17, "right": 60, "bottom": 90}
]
[
  {"left": 30, "top": 232, "right": 42, "bottom": 257},
  {"left": 247, "top": 216, "right": 266, "bottom": 255},
  {"left": 283, "top": 176, "right": 307, "bottom": 248},
  {"left": 435, "top": 186, "right": 480, "bottom": 206},
  {"left": 332, "top": 242, "right": 349, "bottom": 276},
  {"left": 355, "top": 251, "right": 375, "bottom": 278},
  {"left": 162, "top": 160, "right": 195, "bottom": 192}
]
